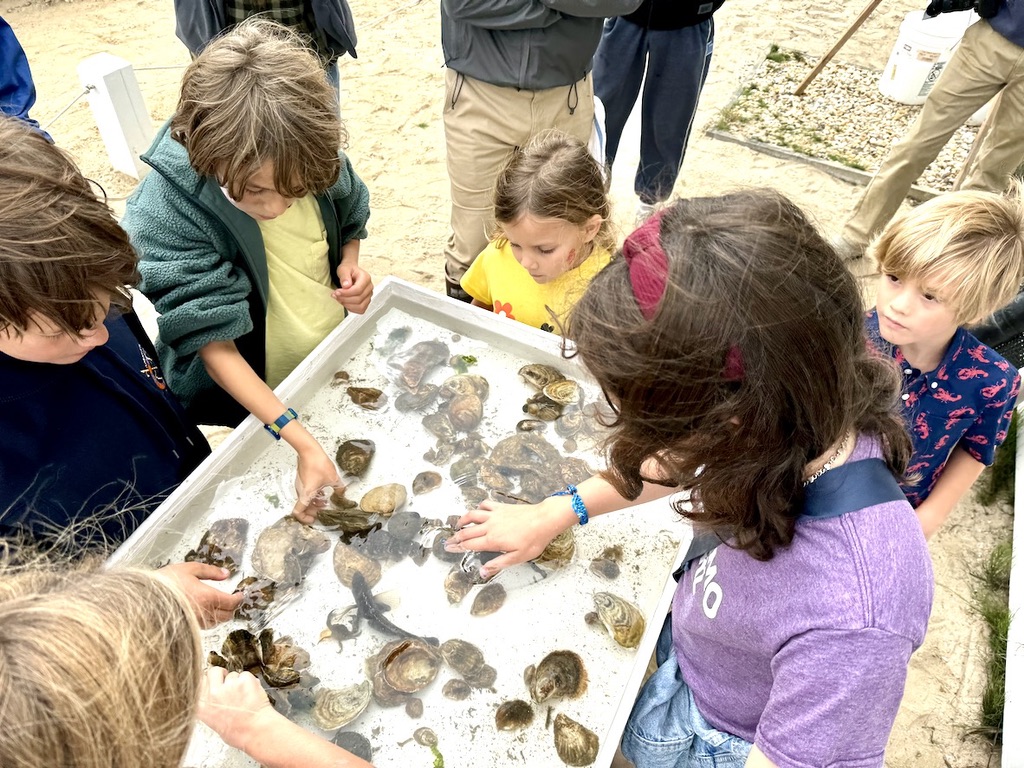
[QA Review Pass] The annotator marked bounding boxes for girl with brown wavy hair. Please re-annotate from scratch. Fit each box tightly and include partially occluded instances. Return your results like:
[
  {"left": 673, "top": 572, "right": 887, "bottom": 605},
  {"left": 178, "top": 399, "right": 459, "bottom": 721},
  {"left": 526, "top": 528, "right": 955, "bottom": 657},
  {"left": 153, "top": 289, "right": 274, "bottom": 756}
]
[{"left": 446, "top": 189, "right": 933, "bottom": 767}]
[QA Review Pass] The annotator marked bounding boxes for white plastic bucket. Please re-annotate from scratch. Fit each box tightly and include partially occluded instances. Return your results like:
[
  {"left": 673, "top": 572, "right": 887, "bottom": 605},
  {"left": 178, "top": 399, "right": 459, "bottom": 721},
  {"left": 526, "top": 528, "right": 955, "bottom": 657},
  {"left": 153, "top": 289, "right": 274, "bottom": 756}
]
[{"left": 878, "top": 10, "right": 978, "bottom": 106}]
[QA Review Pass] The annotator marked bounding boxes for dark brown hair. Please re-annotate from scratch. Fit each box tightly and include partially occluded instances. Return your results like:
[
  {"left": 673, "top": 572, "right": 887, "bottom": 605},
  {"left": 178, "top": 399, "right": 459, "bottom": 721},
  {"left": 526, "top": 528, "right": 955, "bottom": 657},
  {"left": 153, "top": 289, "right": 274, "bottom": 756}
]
[
  {"left": 493, "top": 130, "right": 613, "bottom": 255},
  {"left": 0, "top": 117, "right": 138, "bottom": 336},
  {"left": 568, "top": 189, "right": 911, "bottom": 560},
  {"left": 170, "top": 18, "right": 344, "bottom": 200}
]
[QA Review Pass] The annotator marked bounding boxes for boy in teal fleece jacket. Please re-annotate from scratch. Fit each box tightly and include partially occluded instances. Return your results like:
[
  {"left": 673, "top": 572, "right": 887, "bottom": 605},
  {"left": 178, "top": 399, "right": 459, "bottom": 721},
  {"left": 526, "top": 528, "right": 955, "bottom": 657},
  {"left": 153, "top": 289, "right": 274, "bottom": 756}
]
[{"left": 122, "top": 19, "right": 372, "bottom": 524}]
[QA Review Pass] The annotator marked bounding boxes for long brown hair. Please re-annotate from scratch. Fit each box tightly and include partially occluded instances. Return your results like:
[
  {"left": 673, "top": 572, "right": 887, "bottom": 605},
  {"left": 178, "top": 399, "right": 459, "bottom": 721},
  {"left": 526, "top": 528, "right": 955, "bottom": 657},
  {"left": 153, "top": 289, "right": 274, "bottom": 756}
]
[
  {"left": 0, "top": 117, "right": 138, "bottom": 336},
  {"left": 568, "top": 189, "right": 910, "bottom": 559}
]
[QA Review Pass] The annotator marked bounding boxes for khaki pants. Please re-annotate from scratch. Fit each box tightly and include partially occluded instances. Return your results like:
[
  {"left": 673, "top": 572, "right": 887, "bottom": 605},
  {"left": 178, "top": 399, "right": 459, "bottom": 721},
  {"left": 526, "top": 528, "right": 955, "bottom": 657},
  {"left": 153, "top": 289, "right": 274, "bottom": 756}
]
[
  {"left": 442, "top": 69, "right": 595, "bottom": 286},
  {"left": 842, "top": 20, "right": 1024, "bottom": 248}
]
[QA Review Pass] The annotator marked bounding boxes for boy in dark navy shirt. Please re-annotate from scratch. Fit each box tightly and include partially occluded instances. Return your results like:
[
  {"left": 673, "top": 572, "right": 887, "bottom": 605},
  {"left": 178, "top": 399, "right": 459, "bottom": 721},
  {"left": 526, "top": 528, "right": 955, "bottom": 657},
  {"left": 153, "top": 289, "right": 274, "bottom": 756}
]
[
  {"left": 866, "top": 186, "right": 1024, "bottom": 538},
  {"left": 0, "top": 116, "right": 241, "bottom": 625}
]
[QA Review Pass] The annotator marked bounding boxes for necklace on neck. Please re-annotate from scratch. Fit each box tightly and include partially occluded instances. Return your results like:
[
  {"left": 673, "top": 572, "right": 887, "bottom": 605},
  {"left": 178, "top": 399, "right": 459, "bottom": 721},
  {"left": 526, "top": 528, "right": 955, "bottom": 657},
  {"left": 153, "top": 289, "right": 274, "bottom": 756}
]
[{"left": 803, "top": 433, "right": 850, "bottom": 487}]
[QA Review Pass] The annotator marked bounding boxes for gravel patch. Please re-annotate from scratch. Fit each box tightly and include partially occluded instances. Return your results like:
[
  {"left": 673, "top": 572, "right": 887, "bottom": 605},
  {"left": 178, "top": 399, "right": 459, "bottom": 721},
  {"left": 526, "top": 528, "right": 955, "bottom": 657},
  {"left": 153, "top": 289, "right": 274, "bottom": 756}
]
[{"left": 712, "top": 47, "right": 980, "bottom": 192}]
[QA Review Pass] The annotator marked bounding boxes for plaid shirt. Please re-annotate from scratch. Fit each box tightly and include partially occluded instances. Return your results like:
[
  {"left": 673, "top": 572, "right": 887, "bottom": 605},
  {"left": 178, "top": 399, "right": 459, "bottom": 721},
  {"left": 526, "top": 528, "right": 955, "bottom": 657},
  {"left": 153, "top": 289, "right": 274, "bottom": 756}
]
[{"left": 225, "top": 0, "right": 335, "bottom": 65}]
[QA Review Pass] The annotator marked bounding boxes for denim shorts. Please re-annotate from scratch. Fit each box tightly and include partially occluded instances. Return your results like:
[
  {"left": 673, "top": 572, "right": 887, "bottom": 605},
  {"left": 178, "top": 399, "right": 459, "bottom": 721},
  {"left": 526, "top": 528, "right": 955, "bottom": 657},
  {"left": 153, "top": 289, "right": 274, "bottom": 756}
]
[{"left": 620, "top": 617, "right": 753, "bottom": 768}]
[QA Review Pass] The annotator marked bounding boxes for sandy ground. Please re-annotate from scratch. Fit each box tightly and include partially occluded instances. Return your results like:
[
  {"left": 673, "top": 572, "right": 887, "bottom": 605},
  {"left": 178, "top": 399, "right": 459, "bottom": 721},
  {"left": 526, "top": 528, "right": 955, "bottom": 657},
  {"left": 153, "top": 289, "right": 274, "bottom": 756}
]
[{"left": 1, "top": 0, "right": 1012, "bottom": 764}]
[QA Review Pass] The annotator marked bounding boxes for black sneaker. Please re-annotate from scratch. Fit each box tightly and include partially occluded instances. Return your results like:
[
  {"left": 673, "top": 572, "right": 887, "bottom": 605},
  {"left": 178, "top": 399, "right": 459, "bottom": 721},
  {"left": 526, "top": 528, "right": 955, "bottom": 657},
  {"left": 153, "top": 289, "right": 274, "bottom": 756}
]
[{"left": 446, "top": 280, "right": 473, "bottom": 304}]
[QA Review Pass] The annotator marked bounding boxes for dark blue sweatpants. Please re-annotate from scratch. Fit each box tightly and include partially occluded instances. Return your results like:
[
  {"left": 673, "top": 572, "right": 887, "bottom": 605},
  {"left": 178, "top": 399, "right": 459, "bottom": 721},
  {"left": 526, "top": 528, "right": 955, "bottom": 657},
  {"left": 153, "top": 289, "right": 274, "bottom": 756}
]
[{"left": 593, "top": 16, "right": 714, "bottom": 204}]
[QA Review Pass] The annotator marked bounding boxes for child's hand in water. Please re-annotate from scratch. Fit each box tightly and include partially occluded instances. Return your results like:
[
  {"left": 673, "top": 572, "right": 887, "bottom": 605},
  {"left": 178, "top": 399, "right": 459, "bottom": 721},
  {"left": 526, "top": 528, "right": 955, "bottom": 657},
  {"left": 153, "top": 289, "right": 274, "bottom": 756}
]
[
  {"left": 291, "top": 441, "right": 344, "bottom": 525},
  {"left": 198, "top": 667, "right": 277, "bottom": 750},
  {"left": 155, "top": 562, "right": 243, "bottom": 628},
  {"left": 444, "top": 497, "right": 578, "bottom": 579},
  {"left": 332, "top": 264, "right": 374, "bottom": 314}
]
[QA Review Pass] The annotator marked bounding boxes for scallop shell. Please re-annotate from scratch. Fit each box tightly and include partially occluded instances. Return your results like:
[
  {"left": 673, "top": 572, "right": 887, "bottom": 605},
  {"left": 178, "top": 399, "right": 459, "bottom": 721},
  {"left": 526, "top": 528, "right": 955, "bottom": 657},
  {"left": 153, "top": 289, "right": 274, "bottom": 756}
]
[
  {"left": 440, "top": 638, "right": 486, "bottom": 678},
  {"left": 332, "top": 541, "right": 382, "bottom": 588},
  {"left": 359, "top": 483, "right": 407, "bottom": 516},
  {"left": 312, "top": 680, "right": 372, "bottom": 730},
  {"left": 543, "top": 378, "right": 580, "bottom": 406},
  {"left": 553, "top": 713, "right": 599, "bottom": 766},
  {"left": 592, "top": 592, "right": 645, "bottom": 649},
  {"left": 495, "top": 699, "right": 534, "bottom": 731},
  {"left": 470, "top": 582, "right": 506, "bottom": 616},
  {"left": 524, "top": 650, "right": 587, "bottom": 703},
  {"left": 381, "top": 639, "right": 441, "bottom": 694}
]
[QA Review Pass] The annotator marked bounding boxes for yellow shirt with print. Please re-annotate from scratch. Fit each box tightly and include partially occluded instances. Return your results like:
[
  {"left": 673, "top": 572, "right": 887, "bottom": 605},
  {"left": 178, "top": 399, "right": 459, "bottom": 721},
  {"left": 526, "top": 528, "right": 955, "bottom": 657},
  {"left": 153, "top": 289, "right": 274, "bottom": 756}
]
[
  {"left": 460, "top": 240, "right": 612, "bottom": 332},
  {"left": 261, "top": 194, "right": 346, "bottom": 389}
]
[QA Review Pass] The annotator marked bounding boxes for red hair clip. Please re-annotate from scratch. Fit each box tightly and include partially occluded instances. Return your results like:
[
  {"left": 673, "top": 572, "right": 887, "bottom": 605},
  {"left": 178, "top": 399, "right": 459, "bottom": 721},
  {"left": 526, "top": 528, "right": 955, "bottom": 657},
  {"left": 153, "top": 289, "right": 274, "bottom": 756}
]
[{"left": 621, "top": 210, "right": 669, "bottom": 320}]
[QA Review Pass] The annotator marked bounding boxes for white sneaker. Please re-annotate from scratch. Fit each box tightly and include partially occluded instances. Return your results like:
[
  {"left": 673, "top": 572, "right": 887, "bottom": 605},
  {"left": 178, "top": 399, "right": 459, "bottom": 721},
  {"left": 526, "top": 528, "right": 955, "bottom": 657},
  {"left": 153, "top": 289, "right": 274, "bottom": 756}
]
[{"left": 634, "top": 201, "right": 658, "bottom": 228}]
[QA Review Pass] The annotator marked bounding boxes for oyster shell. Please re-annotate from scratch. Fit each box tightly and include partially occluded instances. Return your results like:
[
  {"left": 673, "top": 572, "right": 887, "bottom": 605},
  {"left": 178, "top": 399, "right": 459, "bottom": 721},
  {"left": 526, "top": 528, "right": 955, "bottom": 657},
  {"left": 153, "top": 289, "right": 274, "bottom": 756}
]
[
  {"left": 412, "top": 471, "right": 442, "bottom": 495},
  {"left": 332, "top": 541, "right": 382, "bottom": 588},
  {"left": 389, "top": 340, "right": 450, "bottom": 390},
  {"left": 490, "top": 432, "right": 562, "bottom": 472},
  {"left": 553, "top": 713, "right": 599, "bottom": 766},
  {"left": 405, "top": 697, "right": 424, "bottom": 718},
  {"left": 252, "top": 516, "right": 330, "bottom": 586},
  {"left": 516, "top": 418, "right": 547, "bottom": 432},
  {"left": 414, "top": 727, "right": 438, "bottom": 747},
  {"left": 524, "top": 650, "right": 588, "bottom": 703},
  {"left": 360, "top": 483, "right": 407, "bottom": 516},
  {"left": 439, "top": 374, "right": 490, "bottom": 400},
  {"left": 470, "top": 582, "right": 507, "bottom": 616},
  {"left": 461, "top": 485, "right": 488, "bottom": 506},
  {"left": 592, "top": 592, "right": 645, "bottom": 649},
  {"left": 424, "top": 439, "right": 455, "bottom": 465},
  {"left": 450, "top": 456, "right": 481, "bottom": 488},
  {"left": 534, "top": 528, "right": 576, "bottom": 569},
  {"left": 312, "top": 681, "right": 372, "bottom": 730},
  {"left": 332, "top": 731, "right": 372, "bottom": 761},
  {"left": 184, "top": 517, "right": 248, "bottom": 574},
  {"left": 444, "top": 567, "right": 474, "bottom": 604},
  {"left": 589, "top": 545, "right": 624, "bottom": 580},
  {"left": 381, "top": 638, "right": 441, "bottom": 694},
  {"left": 442, "top": 678, "right": 473, "bottom": 700},
  {"left": 233, "top": 576, "right": 277, "bottom": 622},
  {"left": 440, "top": 638, "right": 486, "bottom": 678},
  {"left": 347, "top": 386, "right": 387, "bottom": 410},
  {"left": 523, "top": 391, "right": 563, "bottom": 421},
  {"left": 447, "top": 393, "right": 483, "bottom": 432},
  {"left": 387, "top": 510, "right": 422, "bottom": 541},
  {"left": 370, "top": 667, "right": 409, "bottom": 708},
  {"left": 463, "top": 663, "right": 497, "bottom": 689},
  {"left": 319, "top": 506, "right": 378, "bottom": 534},
  {"left": 422, "top": 411, "right": 455, "bottom": 441},
  {"left": 395, "top": 383, "right": 439, "bottom": 413},
  {"left": 432, "top": 531, "right": 465, "bottom": 564},
  {"left": 543, "top": 378, "right": 581, "bottom": 406},
  {"left": 554, "top": 404, "right": 584, "bottom": 438},
  {"left": 495, "top": 699, "right": 534, "bottom": 731},
  {"left": 519, "top": 363, "right": 565, "bottom": 390},
  {"left": 336, "top": 438, "right": 376, "bottom": 477}
]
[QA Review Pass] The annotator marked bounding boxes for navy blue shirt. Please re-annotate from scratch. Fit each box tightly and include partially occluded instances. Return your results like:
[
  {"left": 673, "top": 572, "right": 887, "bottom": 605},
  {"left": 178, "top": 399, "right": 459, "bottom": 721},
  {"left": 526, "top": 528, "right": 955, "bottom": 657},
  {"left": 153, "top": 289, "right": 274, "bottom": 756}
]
[
  {"left": 866, "top": 310, "right": 1019, "bottom": 506},
  {"left": 989, "top": 0, "right": 1024, "bottom": 50},
  {"left": 0, "top": 311, "right": 210, "bottom": 547}
]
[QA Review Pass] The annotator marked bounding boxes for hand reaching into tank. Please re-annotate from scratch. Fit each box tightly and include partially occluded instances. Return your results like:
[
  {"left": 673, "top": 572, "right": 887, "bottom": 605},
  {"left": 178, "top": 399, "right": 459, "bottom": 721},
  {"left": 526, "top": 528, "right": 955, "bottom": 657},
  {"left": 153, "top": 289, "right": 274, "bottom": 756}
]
[
  {"left": 291, "top": 439, "right": 344, "bottom": 525},
  {"left": 155, "top": 561, "right": 243, "bottom": 629},
  {"left": 444, "top": 496, "right": 579, "bottom": 579}
]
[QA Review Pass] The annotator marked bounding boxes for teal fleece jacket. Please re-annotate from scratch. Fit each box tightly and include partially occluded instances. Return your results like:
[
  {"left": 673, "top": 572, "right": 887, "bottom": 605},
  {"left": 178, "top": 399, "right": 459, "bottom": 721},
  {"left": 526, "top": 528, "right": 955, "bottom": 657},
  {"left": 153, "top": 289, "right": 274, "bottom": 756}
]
[{"left": 121, "top": 120, "right": 370, "bottom": 425}]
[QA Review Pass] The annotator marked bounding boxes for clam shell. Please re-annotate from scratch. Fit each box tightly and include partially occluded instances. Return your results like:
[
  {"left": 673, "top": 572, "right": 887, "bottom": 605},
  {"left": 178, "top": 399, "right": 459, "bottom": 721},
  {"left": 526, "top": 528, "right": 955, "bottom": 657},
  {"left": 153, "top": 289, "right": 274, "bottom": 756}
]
[
  {"left": 553, "top": 713, "right": 599, "bottom": 766},
  {"left": 381, "top": 639, "right": 441, "bottom": 694},
  {"left": 543, "top": 378, "right": 580, "bottom": 406},
  {"left": 333, "top": 541, "right": 382, "bottom": 588},
  {"left": 495, "top": 699, "right": 534, "bottom": 731},
  {"left": 312, "top": 680, "right": 372, "bottom": 730},
  {"left": 359, "top": 484, "right": 407, "bottom": 516},
  {"left": 470, "top": 582, "right": 507, "bottom": 616},
  {"left": 593, "top": 592, "right": 645, "bottom": 649},
  {"left": 525, "top": 650, "right": 587, "bottom": 703}
]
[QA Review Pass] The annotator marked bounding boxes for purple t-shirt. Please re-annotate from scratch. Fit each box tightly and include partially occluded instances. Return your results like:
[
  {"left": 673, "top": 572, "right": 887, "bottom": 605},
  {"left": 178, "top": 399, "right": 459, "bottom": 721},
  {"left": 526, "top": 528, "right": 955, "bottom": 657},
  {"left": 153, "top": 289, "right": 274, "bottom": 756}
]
[{"left": 673, "top": 436, "right": 933, "bottom": 767}]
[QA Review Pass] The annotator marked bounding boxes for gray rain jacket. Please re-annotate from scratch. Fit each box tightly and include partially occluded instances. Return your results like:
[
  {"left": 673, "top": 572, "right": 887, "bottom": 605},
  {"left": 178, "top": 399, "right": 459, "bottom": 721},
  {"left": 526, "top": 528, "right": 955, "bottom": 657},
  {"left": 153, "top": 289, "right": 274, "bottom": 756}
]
[{"left": 441, "top": 0, "right": 643, "bottom": 90}]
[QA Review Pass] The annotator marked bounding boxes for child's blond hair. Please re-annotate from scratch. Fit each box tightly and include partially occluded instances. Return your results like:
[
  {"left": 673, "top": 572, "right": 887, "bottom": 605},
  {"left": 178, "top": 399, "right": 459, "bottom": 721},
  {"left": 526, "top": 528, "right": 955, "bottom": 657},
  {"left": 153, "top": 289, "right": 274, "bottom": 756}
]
[
  {"left": 170, "top": 18, "right": 345, "bottom": 201},
  {"left": 869, "top": 184, "right": 1024, "bottom": 324},
  {"left": 0, "top": 554, "right": 202, "bottom": 768},
  {"left": 492, "top": 130, "right": 613, "bottom": 254},
  {"left": 0, "top": 117, "right": 138, "bottom": 336}
]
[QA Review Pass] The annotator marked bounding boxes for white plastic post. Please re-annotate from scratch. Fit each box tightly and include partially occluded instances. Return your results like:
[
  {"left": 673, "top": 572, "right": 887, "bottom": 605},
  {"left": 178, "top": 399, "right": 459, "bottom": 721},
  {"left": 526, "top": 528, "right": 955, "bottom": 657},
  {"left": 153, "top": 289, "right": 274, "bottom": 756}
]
[{"left": 76, "top": 53, "right": 153, "bottom": 180}]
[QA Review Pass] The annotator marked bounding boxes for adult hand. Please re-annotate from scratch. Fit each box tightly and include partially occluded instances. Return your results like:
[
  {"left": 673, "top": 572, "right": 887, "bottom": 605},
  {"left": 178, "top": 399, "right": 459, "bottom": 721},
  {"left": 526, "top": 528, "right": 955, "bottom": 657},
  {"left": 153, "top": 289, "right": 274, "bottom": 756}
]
[
  {"left": 332, "top": 264, "right": 374, "bottom": 314},
  {"left": 291, "top": 441, "right": 344, "bottom": 525},
  {"left": 444, "top": 497, "right": 576, "bottom": 578},
  {"left": 198, "top": 667, "right": 277, "bottom": 751},
  {"left": 156, "top": 561, "right": 242, "bottom": 629}
]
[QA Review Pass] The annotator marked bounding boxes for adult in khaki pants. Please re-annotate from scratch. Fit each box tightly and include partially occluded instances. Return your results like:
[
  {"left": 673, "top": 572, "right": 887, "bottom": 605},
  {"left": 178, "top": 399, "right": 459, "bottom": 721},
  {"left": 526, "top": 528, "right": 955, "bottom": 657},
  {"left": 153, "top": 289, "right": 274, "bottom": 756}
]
[
  {"left": 837, "top": 7, "right": 1024, "bottom": 259},
  {"left": 440, "top": 0, "right": 643, "bottom": 301}
]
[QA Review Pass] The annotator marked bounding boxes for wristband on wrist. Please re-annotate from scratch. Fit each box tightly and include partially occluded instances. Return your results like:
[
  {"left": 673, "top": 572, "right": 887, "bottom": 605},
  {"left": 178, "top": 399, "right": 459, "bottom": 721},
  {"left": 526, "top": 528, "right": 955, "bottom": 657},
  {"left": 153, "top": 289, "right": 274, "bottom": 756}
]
[
  {"left": 551, "top": 484, "right": 589, "bottom": 525},
  {"left": 264, "top": 408, "right": 298, "bottom": 440}
]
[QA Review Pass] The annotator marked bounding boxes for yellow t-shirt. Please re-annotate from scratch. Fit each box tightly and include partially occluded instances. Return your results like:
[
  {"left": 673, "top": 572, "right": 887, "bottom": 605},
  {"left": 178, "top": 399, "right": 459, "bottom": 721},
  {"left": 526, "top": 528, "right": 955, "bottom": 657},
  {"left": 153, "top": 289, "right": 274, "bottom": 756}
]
[
  {"left": 460, "top": 241, "right": 612, "bottom": 332},
  {"left": 261, "top": 194, "right": 346, "bottom": 388}
]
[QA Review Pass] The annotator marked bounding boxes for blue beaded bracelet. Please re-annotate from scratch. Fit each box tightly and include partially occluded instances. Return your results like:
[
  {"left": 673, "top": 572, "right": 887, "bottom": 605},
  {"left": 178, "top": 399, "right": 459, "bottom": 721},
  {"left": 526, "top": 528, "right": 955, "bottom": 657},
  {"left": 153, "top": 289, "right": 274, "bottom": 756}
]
[
  {"left": 552, "top": 484, "right": 589, "bottom": 525},
  {"left": 264, "top": 407, "right": 298, "bottom": 440}
]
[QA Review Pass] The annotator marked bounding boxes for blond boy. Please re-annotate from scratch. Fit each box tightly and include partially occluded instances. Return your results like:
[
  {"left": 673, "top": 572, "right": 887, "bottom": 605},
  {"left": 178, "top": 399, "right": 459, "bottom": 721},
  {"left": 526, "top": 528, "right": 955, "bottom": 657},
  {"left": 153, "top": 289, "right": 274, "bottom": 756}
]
[
  {"left": 866, "top": 187, "right": 1024, "bottom": 538},
  {"left": 122, "top": 19, "right": 371, "bottom": 522}
]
